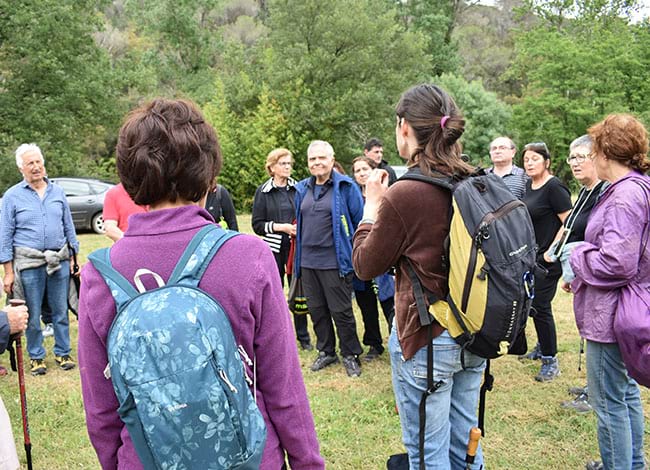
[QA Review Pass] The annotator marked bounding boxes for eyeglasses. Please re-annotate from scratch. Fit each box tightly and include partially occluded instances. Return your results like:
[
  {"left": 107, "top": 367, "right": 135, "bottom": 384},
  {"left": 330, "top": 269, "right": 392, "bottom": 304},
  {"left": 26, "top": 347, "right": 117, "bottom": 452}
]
[
  {"left": 566, "top": 154, "right": 589, "bottom": 164},
  {"left": 276, "top": 161, "right": 293, "bottom": 167}
]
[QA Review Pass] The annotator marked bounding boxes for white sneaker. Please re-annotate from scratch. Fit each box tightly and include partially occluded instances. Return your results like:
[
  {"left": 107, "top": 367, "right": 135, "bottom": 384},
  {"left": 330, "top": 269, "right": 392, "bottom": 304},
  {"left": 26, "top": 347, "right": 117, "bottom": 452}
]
[{"left": 42, "top": 323, "right": 54, "bottom": 338}]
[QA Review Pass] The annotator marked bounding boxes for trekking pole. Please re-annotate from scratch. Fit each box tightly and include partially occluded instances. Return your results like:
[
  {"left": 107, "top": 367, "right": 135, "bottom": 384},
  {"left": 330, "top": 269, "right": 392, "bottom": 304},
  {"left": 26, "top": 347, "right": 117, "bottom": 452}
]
[
  {"left": 465, "top": 427, "right": 482, "bottom": 470},
  {"left": 10, "top": 298, "right": 33, "bottom": 470}
]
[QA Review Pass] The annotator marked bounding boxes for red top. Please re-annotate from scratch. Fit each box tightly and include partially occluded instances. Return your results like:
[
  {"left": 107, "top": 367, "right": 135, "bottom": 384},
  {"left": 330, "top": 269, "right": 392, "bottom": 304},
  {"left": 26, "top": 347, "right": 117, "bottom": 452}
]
[{"left": 102, "top": 184, "right": 147, "bottom": 232}]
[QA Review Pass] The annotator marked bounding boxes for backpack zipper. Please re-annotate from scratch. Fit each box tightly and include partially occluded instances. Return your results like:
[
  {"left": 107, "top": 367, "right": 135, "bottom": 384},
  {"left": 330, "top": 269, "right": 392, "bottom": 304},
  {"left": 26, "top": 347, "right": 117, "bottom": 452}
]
[{"left": 460, "top": 200, "right": 524, "bottom": 313}]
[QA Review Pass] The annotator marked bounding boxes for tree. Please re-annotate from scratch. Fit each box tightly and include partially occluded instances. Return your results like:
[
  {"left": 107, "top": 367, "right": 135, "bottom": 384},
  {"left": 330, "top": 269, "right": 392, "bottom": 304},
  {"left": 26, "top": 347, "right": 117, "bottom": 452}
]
[
  {"left": 507, "top": 2, "right": 650, "bottom": 180},
  {"left": 0, "top": 0, "right": 121, "bottom": 190},
  {"left": 263, "top": 0, "right": 430, "bottom": 166}
]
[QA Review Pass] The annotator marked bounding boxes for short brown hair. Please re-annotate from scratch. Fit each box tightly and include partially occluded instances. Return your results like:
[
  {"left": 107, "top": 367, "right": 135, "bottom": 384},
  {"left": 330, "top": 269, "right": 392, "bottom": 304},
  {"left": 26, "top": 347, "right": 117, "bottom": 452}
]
[
  {"left": 589, "top": 113, "right": 650, "bottom": 172},
  {"left": 116, "top": 98, "right": 222, "bottom": 205},
  {"left": 265, "top": 148, "right": 292, "bottom": 176}
]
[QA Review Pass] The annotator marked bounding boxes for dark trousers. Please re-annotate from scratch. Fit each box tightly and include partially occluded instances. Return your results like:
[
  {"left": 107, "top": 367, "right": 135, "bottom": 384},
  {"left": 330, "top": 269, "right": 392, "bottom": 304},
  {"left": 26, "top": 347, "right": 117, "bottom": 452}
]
[
  {"left": 272, "top": 246, "right": 310, "bottom": 344},
  {"left": 531, "top": 269, "right": 560, "bottom": 357},
  {"left": 301, "top": 268, "right": 362, "bottom": 357},
  {"left": 355, "top": 281, "right": 395, "bottom": 352}
]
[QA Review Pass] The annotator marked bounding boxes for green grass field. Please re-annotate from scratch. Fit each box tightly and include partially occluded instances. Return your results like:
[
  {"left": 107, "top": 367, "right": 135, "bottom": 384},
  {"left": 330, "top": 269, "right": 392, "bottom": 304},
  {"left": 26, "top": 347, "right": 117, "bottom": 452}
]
[{"left": 0, "top": 216, "right": 648, "bottom": 469}]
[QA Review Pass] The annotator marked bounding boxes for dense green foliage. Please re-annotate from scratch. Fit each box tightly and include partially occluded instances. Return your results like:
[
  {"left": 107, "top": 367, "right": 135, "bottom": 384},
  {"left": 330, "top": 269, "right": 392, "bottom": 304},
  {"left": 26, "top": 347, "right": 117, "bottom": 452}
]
[{"left": 0, "top": 0, "right": 648, "bottom": 207}]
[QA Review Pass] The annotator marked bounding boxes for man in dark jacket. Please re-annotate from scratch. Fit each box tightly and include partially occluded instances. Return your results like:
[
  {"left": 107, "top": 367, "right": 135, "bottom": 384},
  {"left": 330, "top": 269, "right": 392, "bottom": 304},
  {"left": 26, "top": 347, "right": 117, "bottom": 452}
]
[{"left": 364, "top": 138, "right": 397, "bottom": 185}]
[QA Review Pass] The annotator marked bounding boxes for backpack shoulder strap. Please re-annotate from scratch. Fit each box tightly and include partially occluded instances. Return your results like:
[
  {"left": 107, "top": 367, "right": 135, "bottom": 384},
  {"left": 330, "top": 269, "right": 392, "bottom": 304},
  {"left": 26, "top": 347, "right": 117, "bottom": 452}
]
[
  {"left": 87, "top": 248, "right": 140, "bottom": 310},
  {"left": 399, "top": 172, "right": 455, "bottom": 191},
  {"left": 168, "top": 224, "right": 240, "bottom": 287}
]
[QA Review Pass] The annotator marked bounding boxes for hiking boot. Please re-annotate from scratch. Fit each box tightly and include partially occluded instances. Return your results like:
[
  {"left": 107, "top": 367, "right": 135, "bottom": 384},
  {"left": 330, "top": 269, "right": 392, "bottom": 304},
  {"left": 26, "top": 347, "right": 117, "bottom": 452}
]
[
  {"left": 363, "top": 346, "right": 383, "bottom": 362},
  {"left": 342, "top": 355, "right": 361, "bottom": 377},
  {"left": 300, "top": 340, "right": 314, "bottom": 351},
  {"left": 535, "top": 356, "right": 560, "bottom": 382},
  {"left": 518, "top": 342, "right": 542, "bottom": 361},
  {"left": 561, "top": 393, "right": 592, "bottom": 413},
  {"left": 568, "top": 385, "right": 588, "bottom": 397},
  {"left": 585, "top": 461, "right": 604, "bottom": 470},
  {"left": 55, "top": 355, "right": 76, "bottom": 371},
  {"left": 42, "top": 323, "right": 54, "bottom": 338},
  {"left": 30, "top": 359, "right": 47, "bottom": 376},
  {"left": 310, "top": 352, "right": 339, "bottom": 372}
]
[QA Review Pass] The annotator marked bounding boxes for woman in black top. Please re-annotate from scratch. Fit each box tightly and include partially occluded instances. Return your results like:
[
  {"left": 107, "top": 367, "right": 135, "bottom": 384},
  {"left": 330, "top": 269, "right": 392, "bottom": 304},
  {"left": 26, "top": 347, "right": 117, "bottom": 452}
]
[
  {"left": 251, "top": 148, "right": 312, "bottom": 350},
  {"left": 205, "top": 183, "right": 239, "bottom": 230},
  {"left": 522, "top": 142, "right": 572, "bottom": 382}
]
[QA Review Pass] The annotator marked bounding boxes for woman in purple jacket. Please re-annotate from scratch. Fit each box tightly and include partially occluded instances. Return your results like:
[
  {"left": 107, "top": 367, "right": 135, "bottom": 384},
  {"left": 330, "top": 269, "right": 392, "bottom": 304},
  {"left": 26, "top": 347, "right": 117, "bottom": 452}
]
[
  {"left": 570, "top": 113, "right": 650, "bottom": 470},
  {"left": 78, "top": 98, "right": 324, "bottom": 470}
]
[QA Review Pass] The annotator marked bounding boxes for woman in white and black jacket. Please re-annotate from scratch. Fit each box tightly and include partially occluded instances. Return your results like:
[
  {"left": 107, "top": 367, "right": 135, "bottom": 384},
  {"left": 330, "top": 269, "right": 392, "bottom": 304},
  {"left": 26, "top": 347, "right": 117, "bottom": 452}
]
[{"left": 252, "top": 148, "right": 312, "bottom": 350}]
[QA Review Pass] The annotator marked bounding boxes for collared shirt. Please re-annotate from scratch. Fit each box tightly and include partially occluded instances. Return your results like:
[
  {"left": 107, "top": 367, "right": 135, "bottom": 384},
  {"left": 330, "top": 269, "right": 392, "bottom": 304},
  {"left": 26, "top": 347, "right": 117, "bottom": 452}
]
[
  {"left": 0, "top": 179, "right": 79, "bottom": 263},
  {"left": 486, "top": 165, "right": 528, "bottom": 200},
  {"left": 300, "top": 177, "right": 337, "bottom": 269}
]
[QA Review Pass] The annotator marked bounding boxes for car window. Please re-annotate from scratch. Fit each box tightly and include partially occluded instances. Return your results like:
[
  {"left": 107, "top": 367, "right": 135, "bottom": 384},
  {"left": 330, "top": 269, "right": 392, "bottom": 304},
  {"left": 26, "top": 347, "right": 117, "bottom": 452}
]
[
  {"left": 90, "top": 183, "right": 110, "bottom": 194},
  {"left": 56, "top": 180, "right": 91, "bottom": 197}
]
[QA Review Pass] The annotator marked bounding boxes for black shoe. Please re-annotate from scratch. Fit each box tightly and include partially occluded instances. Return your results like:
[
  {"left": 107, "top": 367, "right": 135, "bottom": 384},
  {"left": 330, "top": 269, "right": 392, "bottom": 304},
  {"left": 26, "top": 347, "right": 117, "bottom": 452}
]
[
  {"left": 519, "top": 342, "right": 542, "bottom": 361},
  {"left": 300, "top": 340, "right": 314, "bottom": 351},
  {"left": 342, "top": 355, "right": 361, "bottom": 377},
  {"left": 310, "top": 352, "right": 339, "bottom": 372},
  {"left": 363, "top": 346, "right": 382, "bottom": 362}
]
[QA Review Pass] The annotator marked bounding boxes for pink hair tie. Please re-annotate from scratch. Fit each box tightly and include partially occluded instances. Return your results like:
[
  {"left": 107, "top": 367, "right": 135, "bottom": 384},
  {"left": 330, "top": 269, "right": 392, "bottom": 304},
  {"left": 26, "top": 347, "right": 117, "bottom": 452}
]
[{"left": 440, "top": 115, "right": 450, "bottom": 129}]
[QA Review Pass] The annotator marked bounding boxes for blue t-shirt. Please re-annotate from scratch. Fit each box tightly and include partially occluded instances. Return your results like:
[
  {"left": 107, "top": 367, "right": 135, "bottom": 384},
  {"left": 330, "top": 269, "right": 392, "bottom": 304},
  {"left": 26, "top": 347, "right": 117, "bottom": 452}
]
[{"left": 299, "top": 182, "right": 338, "bottom": 270}]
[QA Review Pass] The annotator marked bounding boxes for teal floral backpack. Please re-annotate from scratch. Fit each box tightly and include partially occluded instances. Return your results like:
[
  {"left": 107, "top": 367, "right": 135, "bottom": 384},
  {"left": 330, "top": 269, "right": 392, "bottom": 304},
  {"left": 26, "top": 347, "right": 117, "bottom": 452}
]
[{"left": 88, "top": 225, "right": 267, "bottom": 469}]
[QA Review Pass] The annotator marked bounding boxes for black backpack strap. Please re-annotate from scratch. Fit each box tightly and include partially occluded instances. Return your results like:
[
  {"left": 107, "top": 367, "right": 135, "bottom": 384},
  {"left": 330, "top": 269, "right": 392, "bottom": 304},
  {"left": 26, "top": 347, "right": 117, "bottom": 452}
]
[
  {"left": 405, "top": 259, "right": 445, "bottom": 470},
  {"left": 478, "top": 358, "right": 494, "bottom": 436}
]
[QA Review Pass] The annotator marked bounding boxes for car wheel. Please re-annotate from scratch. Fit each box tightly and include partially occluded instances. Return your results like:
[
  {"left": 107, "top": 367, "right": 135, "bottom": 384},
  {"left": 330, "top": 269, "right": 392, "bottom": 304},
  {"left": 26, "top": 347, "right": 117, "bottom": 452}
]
[{"left": 91, "top": 213, "right": 105, "bottom": 234}]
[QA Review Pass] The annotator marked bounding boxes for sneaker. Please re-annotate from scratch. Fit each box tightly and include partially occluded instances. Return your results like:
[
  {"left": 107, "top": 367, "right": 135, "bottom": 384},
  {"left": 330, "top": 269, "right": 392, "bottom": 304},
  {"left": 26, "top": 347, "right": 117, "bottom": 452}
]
[
  {"left": 310, "top": 352, "right": 339, "bottom": 372},
  {"left": 568, "top": 385, "right": 588, "bottom": 397},
  {"left": 561, "top": 393, "right": 592, "bottom": 413},
  {"left": 30, "top": 359, "right": 47, "bottom": 376},
  {"left": 342, "top": 355, "right": 361, "bottom": 377},
  {"left": 363, "top": 346, "right": 383, "bottom": 362},
  {"left": 518, "top": 342, "right": 542, "bottom": 361},
  {"left": 300, "top": 340, "right": 314, "bottom": 351},
  {"left": 55, "top": 355, "right": 76, "bottom": 371},
  {"left": 42, "top": 323, "right": 54, "bottom": 338},
  {"left": 535, "top": 356, "right": 560, "bottom": 382},
  {"left": 585, "top": 461, "right": 604, "bottom": 470}
]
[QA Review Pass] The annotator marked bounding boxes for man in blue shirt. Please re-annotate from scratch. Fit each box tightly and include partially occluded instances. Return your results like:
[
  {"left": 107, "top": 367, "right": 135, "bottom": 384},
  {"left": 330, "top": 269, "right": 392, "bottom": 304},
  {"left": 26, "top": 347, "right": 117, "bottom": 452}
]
[
  {"left": 294, "top": 140, "right": 365, "bottom": 377},
  {"left": 0, "top": 144, "right": 80, "bottom": 375}
]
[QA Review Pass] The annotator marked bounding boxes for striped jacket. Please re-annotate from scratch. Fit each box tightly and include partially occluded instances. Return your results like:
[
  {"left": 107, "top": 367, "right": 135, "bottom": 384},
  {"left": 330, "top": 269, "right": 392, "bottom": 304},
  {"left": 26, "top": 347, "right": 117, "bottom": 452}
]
[{"left": 251, "top": 177, "right": 297, "bottom": 253}]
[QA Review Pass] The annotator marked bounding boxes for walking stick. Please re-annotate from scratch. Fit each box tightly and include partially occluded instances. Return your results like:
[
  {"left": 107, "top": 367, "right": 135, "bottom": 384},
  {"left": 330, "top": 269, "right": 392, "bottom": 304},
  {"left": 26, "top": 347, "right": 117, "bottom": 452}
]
[
  {"left": 10, "top": 298, "right": 33, "bottom": 470},
  {"left": 465, "top": 427, "right": 482, "bottom": 470}
]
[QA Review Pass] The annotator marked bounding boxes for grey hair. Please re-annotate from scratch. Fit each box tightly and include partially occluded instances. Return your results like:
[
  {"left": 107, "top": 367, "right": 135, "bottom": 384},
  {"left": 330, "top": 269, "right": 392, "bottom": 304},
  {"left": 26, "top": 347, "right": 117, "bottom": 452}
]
[
  {"left": 489, "top": 136, "right": 516, "bottom": 151},
  {"left": 15, "top": 143, "right": 44, "bottom": 168},
  {"left": 569, "top": 135, "right": 592, "bottom": 152},
  {"left": 307, "top": 140, "right": 334, "bottom": 158}
]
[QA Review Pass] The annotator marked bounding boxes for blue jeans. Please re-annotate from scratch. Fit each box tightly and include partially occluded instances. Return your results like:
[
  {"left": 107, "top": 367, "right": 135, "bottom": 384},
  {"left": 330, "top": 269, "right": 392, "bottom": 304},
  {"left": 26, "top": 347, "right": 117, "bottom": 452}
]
[
  {"left": 389, "top": 328, "right": 486, "bottom": 470},
  {"left": 586, "top": 340, "right": 645, "bottom": 470},
  {"left": 21, "top": 261, "right": 71, "bottom": 359}
]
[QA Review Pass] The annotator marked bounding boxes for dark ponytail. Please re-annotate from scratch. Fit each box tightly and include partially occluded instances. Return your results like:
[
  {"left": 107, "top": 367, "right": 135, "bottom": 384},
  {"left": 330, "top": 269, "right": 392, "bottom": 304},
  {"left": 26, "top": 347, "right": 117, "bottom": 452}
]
[{"left": 396, "top": 84, "right": 474, "bottom": 178}]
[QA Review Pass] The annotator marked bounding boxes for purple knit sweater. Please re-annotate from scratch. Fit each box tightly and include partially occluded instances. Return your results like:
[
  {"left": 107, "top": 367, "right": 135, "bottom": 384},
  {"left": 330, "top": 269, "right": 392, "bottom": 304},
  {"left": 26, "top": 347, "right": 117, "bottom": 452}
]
[{"left": 78, "top": 205, "right": 324, "bottom": 470}]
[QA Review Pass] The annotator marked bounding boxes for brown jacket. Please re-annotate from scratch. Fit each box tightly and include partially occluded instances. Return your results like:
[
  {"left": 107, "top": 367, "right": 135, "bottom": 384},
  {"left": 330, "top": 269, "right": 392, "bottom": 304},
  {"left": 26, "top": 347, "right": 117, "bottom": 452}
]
[{"left": 353, "top": 179, "right": 450, "bottom": 359}]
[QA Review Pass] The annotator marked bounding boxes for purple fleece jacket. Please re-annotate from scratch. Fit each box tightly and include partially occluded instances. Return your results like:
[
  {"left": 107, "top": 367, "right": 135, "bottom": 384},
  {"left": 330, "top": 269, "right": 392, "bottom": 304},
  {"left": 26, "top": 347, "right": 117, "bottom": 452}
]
[{"left": 78, "top": 205, "right": 324, "bottom": 470}]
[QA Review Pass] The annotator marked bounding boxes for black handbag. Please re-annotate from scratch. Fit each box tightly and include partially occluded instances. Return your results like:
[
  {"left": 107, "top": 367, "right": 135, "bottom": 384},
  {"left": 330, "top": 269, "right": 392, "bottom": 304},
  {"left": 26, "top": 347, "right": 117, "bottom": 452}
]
[{"left": 287, "top": 276, "right": 308, "bottom": 315}]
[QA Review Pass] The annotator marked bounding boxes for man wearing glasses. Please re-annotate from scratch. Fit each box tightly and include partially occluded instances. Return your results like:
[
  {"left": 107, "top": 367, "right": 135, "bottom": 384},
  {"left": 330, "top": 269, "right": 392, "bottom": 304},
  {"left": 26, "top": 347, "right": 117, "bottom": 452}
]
[{"left": 487, "top": 136, "right": 528, "bottom": 199}]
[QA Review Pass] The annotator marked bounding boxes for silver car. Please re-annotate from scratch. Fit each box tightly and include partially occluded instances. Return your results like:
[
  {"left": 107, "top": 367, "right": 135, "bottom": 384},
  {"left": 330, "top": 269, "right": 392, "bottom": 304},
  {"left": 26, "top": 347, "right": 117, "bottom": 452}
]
[{"left": 50, "top": 177, "right": 114, "bottom": 234}]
